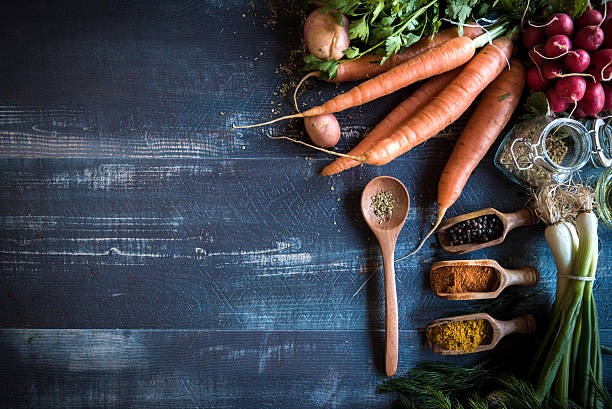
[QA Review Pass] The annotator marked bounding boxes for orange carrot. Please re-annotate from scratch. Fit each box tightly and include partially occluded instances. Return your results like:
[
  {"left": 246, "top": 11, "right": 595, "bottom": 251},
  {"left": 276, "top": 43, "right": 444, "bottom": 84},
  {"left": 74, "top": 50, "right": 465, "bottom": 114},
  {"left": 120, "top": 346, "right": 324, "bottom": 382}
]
[
  {"left": 234, "top": 35, "right": 477, "bottom": 131},
  {"left": 321, "top": 67, "right": 462, "bottom": 176},
  {"left": 437, "top": 59, "right": 525, "bottom": 219},
  {"left": 331, "top": 26, "right": 483, "bottom": 83},
  {"left": 362, "top": 37, "right": 514, "bottom": 166},
  {"left": 399, "top": 57, "right": 525, "bottom": 258}
]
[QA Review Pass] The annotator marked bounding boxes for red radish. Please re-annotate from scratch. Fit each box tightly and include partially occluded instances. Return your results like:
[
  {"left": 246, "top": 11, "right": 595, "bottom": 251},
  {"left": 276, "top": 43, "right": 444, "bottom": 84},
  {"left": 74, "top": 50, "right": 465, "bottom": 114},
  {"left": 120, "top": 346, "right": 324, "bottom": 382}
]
[
  {"left": 587, "top": 66, "right": 600, "bottom": 82},
  {"left": 545, "top": 35, "right": 572, "bottom": 58},
  {"left": 527, "top": 65, "right": 553, "bottom": 91},
  {"left": 576, "top": 9, "right": 603, "bottom": 30},
  {"left": 578, "top": 81, "right": 605, "bottom": 115},
  {"left": 546, "top": 87, "right": 570, "bottom": 112},
  {"left": 529, "top": 44, "right": 547, "bottom": 67},
  {"left": 545, "top": 13, "right": 574, "bottom": 37},
  {"left": 304, "top": 8, "right": 350, "bottom": 60},
  {"left": 565, "top": 49, "right": 591, "bottom": 72},
  {"left": 604, "top": 20, "right": 612, "bottom": 48},
  {"left": 603, "top": 83, "right": 612, "bottom": 110},
  {"left": 304, "top": 114, "right": 341, "bottom": 147},
  {"left": 573, "top": 26, "right": 604, "bottom": 52},
  {"left": 522, "top": 26, "right": 546, "bottom": 49},
  {"left": 592, "top": 49, "right": 612, "bottom": 81},
  {"left": 573, "top": 106, "right": 587, "bottom": 118},
  {"left": 556, "top": 76, "right": 587, "bottom": 103},
  {"left": 543, "top": 62, "right": 564, "bottom": 80}
]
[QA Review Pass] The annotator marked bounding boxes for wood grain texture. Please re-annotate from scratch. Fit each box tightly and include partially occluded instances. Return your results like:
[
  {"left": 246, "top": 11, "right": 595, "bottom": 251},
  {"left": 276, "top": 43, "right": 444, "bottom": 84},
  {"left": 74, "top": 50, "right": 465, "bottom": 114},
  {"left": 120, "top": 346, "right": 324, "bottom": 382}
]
[
  {"left": 1, "top": 157, "right": 610, "bottom": 331},
  {"left": 0, "top": 0, "right": 470, "bottom": 160},
  {"left": 1, "top": 329, "right": 610, "bottom": 408}
]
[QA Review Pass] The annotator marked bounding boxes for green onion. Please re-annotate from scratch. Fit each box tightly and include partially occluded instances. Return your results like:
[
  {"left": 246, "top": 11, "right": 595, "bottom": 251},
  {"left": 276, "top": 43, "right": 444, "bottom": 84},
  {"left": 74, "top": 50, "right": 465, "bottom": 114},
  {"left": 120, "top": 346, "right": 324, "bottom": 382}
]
[{"left": 531, "top": 185, "right": 605, "bottom": 408}]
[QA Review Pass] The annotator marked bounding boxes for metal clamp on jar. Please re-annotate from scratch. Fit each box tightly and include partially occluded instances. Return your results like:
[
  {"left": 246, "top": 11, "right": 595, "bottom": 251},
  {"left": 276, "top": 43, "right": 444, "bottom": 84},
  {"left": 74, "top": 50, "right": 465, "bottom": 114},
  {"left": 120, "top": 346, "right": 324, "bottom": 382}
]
[
  {"left": 494, "top": 116, "right": 612, "bottom": 190},
  {"left": 586, "top": 119, "right": 612, "bottom": 168}
]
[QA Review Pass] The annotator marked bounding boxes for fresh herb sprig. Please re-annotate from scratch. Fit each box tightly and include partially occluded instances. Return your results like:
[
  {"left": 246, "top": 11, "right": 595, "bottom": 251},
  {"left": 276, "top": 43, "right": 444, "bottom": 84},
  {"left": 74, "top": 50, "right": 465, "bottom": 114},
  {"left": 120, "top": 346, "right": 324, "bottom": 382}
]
[
  {"left": 305, "top": 0, "right": 442, "bottom": 78},
  {"left": 303, "top": 0, "right": 526, "bottom": 79},
  {"left": 379, "top": 361, "right": 610, "bottom": 409}
]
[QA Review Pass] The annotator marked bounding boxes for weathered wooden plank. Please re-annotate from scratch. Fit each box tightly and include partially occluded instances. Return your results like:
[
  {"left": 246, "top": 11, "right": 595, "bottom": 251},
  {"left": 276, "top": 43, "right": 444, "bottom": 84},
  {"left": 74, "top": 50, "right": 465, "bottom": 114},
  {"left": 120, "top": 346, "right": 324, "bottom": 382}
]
[
  {"left": 1, "top": 158, "right": 610, "bottom": 330},
  {"left": 0, "top": 0, "right": 471, "bottom": 159},
  {"left": 1, "top": 329, "right": 610, "bottom": 408}
]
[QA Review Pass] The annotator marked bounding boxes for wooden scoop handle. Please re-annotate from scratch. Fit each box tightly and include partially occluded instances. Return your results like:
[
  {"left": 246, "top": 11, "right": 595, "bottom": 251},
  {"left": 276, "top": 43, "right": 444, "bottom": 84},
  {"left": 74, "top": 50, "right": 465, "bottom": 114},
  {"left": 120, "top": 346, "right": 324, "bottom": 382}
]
[
  {"left": 504, "top": 266, "right": 540, "bottom": 287},
  {"left": 499, "top": 314, "right": 536, "bottom": 337},
  {"left": 380, "top": 241, "right": 398, "bottom": 377},
  {"left": 503, "top": 207, "right": 538, "bottom": 231}
]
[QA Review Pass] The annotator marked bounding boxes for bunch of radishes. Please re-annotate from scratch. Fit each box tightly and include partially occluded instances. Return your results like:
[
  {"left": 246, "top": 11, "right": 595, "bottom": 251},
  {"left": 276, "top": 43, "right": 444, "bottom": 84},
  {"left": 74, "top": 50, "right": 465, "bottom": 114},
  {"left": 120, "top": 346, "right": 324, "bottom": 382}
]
[{"left": 523, "top": 5, "right": 612, "bottom": 117}]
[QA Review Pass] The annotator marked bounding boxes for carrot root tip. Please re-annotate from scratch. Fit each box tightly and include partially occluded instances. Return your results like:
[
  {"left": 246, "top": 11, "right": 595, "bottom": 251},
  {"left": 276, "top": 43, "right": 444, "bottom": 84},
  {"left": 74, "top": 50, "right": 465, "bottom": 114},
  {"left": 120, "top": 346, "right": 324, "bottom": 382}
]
[{"left": 395, "top": 208, "right": 447, "bottom": 263}]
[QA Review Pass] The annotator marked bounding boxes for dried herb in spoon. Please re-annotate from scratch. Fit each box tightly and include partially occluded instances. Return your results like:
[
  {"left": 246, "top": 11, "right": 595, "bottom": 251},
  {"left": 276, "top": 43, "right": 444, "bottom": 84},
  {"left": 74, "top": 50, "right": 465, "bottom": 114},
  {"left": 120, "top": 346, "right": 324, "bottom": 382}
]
[{"left": 371, "top": 191, "right": 395, "bottom": 222}]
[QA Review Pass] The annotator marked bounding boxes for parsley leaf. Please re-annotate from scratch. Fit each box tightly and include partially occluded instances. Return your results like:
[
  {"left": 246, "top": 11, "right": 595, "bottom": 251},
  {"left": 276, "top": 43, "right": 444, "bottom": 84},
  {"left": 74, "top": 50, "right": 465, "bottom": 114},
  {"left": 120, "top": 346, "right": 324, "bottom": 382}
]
[
  {"left": 520, "top": 91, "right": 551, "bottom": 120},
  {"left": 445, "top": 0, "right": 480, "bottom": 36},
  {"left": 349, "top": 16, "right": 369, "bottom": 41},
  {"left": 545, "top": 0, "right": 589, "bottom": 17},
  {"left": 303, "top": 54, "right": 340, "bottom": 80},
  {"left": 385, "top": 34, "right": 402, "bottom": 56},
  {"left": 342, "top": 46, "right": 360, "bottom": 59}
]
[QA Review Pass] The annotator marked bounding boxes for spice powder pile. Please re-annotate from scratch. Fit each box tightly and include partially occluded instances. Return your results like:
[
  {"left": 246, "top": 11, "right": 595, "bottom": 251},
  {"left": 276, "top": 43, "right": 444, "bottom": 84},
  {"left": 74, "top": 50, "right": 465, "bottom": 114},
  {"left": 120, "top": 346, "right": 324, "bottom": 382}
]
[
  {"left": 431, "top": 265, "right": 499, "bottom": 294},
  {"left": 427, "top": 319, "right": 493, "bottom": 352},
  {"left": 370, "top": 191, "right": 395, "bottom": 222}
]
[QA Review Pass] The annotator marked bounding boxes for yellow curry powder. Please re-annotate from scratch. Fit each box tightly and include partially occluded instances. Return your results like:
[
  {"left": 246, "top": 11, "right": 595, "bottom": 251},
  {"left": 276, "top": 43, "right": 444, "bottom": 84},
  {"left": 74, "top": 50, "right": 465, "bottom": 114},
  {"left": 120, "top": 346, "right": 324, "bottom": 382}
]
[{"left": 427, "top": 319, "right": 493, "bottom": 352}]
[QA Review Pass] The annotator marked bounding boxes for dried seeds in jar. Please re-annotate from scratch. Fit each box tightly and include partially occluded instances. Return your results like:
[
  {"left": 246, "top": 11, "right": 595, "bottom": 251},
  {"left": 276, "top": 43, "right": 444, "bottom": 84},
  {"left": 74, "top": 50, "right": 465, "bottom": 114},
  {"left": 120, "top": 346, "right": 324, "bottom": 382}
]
[{"left": 494, "top": 117, "right": 591, "bottom": 190}]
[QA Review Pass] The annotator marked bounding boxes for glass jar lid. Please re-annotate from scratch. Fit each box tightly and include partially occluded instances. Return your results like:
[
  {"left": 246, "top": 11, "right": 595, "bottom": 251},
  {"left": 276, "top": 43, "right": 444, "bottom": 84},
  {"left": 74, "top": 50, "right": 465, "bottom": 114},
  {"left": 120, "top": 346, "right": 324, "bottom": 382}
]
[
  {"left": 539, "top": 118, "right": 592, "bottom": 171},
  {"left": 586, "top": 119, "right": 612, "bottom": 168}
]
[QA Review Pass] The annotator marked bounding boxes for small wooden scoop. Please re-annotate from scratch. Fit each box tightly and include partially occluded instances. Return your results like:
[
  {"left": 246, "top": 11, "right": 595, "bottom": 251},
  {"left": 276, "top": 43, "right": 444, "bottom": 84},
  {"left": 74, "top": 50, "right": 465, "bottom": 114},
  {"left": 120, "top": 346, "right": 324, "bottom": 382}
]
[
  {"left": 437, "top": 207, "right": 538, "bottom": 255},
  {"left": 430, "top": 259, "right": 539, "bottom": 300},
  {"left": 361, "top": 176, "right": 410, "bottom": 377},
  {"left": 426, "top": 313, "right": 536, "bottom": 355}
]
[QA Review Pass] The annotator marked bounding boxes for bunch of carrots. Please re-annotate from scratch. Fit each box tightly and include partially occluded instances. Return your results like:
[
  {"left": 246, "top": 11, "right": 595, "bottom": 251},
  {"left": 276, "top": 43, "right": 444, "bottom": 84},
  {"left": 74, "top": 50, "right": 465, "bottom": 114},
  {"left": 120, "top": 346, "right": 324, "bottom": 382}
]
[{"left": 236, "top": 22, "right": 526, "bottom": 244}]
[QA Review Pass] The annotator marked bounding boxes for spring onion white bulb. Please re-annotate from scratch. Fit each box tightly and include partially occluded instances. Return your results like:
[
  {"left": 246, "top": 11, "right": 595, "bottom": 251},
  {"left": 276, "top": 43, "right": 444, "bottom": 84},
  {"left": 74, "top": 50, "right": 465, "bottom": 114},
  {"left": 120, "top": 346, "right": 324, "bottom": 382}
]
[{"left": 545, "top": 222, "right": 576, "bottom": 277}]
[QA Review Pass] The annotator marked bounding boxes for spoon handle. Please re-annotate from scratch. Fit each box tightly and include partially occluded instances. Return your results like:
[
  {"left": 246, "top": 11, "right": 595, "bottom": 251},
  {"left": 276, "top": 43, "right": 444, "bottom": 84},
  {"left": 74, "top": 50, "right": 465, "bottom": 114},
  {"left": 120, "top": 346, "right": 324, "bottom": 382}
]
[
  {"left": 503, "top": 266, "right": 540, "bottom": 287},
  {"left": 503, "top": 207, "right": 538, "bottom": 231},
  {"left": 381, "top": 242, "right": 398, "bottom": 377},
  {"left": 499, "top": 314, "right": 536, "bottom": 337}
]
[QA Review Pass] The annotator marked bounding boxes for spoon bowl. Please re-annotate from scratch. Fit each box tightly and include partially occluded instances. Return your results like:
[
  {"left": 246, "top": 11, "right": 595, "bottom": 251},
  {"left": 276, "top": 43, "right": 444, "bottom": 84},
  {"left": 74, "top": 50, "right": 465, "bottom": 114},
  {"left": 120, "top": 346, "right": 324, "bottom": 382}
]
[
  {"left": 426, "top": 313, "right": 536, "bottom": 355},
  {"left": 437, "top": 207, "right": 538, "bottom": 255},
  {"left": 361, "top": 176, "right": 410, "bottom": 230},
  {"left": 360, "top": 176, "right": 409, "bottom": 377},
  {"left": 430, "top": 259, "right": 539, "bottom": 300}
]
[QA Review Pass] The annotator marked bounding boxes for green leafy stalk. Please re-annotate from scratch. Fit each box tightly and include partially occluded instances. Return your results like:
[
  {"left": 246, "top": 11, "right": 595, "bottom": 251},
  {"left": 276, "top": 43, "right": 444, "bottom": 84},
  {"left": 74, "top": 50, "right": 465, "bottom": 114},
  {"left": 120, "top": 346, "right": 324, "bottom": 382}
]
[
  {"left": 551, "top": 349, "right": 569, "bottom": 404},
  {"left": 305, "top": 0, "right": 443, "bottom": 78},
  {"left": 574, "top": 280, "right": 593, "bottom": 406},
  {"left": 534, "top": 287, "right": 585, "bottom": 402}
]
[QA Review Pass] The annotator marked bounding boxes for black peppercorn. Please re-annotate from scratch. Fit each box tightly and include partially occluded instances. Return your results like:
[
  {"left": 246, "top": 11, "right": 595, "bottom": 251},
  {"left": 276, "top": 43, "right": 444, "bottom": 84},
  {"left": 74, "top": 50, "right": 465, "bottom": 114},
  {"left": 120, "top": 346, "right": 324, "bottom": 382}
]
[{"left": 447, "top": 214, "right": 503, "bottom": 246}]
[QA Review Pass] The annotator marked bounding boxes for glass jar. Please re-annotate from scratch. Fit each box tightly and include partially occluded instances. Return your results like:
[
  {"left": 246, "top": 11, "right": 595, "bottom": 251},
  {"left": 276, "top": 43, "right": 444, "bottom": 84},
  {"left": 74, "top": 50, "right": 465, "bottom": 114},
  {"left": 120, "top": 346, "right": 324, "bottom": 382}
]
[
  {"left": 595, "top": 167, "right": 612, "bottom": 229},
  {"left": 494, "top": 116, "right": 592, "bottom": 190},
  {"left": 586, "top": 119, "right": 612, "bottom": 168}
]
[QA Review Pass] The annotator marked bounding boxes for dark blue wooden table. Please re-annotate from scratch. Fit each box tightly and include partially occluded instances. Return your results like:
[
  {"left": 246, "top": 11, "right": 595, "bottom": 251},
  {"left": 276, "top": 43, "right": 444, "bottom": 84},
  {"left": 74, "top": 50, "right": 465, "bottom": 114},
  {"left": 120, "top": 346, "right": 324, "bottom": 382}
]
[{"left": 0, "top": 1, "right": 610, "bottom": 408}]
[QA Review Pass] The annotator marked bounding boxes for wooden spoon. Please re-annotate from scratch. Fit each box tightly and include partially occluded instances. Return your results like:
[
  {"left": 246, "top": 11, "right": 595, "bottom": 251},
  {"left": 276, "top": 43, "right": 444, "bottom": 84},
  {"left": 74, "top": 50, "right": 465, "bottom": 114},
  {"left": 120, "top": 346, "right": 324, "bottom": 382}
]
[
  {"left": 360, "top": 176, "right": 410, "bottom": 377},
  {"left": 437, "top": 207, "right": 538, "bottom": 255},
  {"left": 426, "top": 313, "right": 536, "bottom": 355},
  {"left": 430, "top": 259, "right": 539, "bottom": 300}
]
